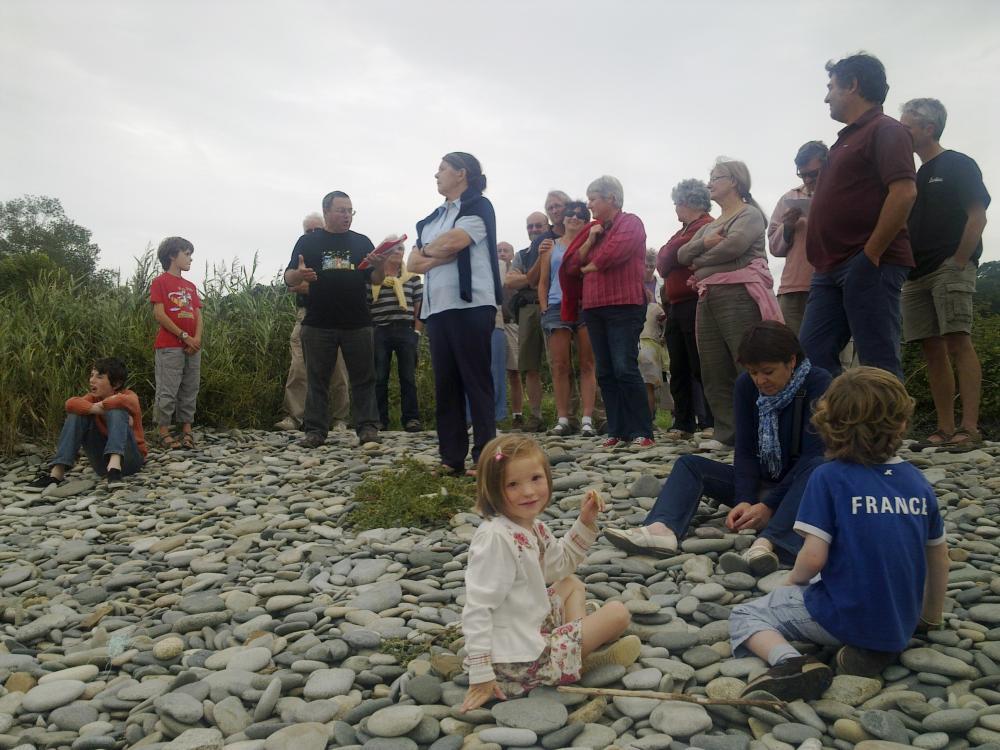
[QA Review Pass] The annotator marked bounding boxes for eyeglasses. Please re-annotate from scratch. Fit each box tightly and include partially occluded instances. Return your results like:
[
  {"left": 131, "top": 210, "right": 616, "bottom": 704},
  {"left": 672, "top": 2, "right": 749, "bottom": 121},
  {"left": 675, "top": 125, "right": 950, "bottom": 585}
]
[
  {"left": 708, "top": 175, "right": 731, "bottom": 183},
  {"left": 526, "top": 223, "right": 547, "bottom": 230},
  {"left": 331, "top": 208, "right": 356, "bottom": 216},
  {"left": 796, "top": 168, "right": 821, "bottom": 180}
]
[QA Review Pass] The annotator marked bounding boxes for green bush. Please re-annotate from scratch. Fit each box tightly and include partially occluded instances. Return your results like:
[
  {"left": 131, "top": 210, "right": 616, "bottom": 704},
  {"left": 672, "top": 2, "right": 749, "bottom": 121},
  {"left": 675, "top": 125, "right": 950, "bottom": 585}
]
[
  {"left": 0, "top": 250, "right": 296, "bottom": 454},
  {"left": 344, "top": 458, "right": 475, "bottom": 530}
]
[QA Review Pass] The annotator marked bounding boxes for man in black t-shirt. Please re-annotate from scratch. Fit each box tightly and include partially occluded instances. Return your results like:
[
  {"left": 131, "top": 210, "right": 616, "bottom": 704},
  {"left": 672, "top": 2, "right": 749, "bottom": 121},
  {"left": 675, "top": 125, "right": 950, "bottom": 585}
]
[
  {"left": 900, "top": 98, "right": 991, "bottom": 450},
  {"left": 284, "top": 191, "right": 386, "bottom": 447}
]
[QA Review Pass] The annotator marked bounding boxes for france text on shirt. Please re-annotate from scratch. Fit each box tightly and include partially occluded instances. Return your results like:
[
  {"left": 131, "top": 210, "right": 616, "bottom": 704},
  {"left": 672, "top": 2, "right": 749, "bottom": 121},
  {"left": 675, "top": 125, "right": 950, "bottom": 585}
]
[{"left": 850, "top": 495, "right": 930, "bottom": 516}]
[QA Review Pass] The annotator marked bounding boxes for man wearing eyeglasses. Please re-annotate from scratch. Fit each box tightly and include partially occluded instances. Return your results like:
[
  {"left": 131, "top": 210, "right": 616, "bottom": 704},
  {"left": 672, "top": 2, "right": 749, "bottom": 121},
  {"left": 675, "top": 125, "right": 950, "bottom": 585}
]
[
  {"left": 766, "top": 141, "right": 828, "bottom": 335},
  {"left": 275, "top": 212, "right": 352, "bottom": 434},
  {"left": 284, "top": 190, "right": 385, "bottom": 448},
  {"left": 505, "top": 204, "right": 566, "bottom": 432}
]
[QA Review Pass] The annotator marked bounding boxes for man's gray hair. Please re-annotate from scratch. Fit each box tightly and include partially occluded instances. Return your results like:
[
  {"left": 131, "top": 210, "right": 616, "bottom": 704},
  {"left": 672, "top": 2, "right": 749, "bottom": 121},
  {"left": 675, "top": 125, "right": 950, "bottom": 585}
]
[
  {"left": 670, "top": 179, "right": 711, "bottom": 212},
  {"left": 546, "top": 190, "right": 571, "bottom": 204},
  {"left": 302, "top": 212, "right": 324, "bottom": 232},
  {"left": 901, "top": 97, "right": 947, "bottom": 140},
  {"left": 586, "top": 175, "right": 624, "bottom": 207}
]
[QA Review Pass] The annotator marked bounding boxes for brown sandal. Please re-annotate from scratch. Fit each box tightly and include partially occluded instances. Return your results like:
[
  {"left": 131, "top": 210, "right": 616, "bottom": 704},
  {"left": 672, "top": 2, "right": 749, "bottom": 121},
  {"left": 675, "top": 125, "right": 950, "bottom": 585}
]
[
  {"left": 180, "top": 433, "right": 196, "bottom": 449},
  {"left": 158, "top": 433, "right": 181, "bottom": 451},
  {"left": 910, "top": 429, "right": 953, "bottom": 450},
  {"left": 943, "top": 427, "right": 982, "bottom": 453}
]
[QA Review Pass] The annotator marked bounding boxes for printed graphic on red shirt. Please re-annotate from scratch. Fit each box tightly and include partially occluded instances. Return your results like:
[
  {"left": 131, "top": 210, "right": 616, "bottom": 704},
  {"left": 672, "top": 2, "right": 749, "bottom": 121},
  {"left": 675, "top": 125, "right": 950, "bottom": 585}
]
[{"left": 151, "top": 272, "right": 201, "bottom": 349}]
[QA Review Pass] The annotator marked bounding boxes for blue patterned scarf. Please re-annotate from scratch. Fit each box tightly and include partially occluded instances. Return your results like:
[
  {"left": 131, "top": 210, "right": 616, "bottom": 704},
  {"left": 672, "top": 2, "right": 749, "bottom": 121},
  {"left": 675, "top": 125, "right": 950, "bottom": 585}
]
[{"left": 756, "top": 359, "right": 811, "bottom": 478}]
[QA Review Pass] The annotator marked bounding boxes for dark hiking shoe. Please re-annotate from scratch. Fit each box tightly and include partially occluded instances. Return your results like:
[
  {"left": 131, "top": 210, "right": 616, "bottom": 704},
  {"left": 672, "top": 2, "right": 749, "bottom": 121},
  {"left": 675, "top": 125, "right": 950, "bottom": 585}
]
[
  {"left": 510, "top": 414, "right": 524, "bottom": 431},
  {"left": 836, "top": 645, "right": 897, "bottom": 678},
  {"left": 106, "top": 469, "right": 126, "bottom": 490},
  {"left": 358, "top": 426, "right": 380, "bottom": 444},
  {"left": 27, "top": 475, "right": 61, "bottom": 490},
  {"left": 404, "top": 419, "right": 424, "bottom": 432},
  {"left": 523, "top": 415, "right": 544, "bottom": 433},
  {"left": 741, "top": 656, "right": 833, "bottom": 701},
  {"left": 298, "top": 433, "right": 326, "bottom": 448}
]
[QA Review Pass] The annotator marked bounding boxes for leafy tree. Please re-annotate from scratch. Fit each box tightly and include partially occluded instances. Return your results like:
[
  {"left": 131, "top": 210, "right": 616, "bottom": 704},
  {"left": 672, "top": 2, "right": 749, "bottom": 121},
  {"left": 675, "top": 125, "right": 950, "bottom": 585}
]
[{"left": 0, "top": 195, "right": 101, "bottom": 280}]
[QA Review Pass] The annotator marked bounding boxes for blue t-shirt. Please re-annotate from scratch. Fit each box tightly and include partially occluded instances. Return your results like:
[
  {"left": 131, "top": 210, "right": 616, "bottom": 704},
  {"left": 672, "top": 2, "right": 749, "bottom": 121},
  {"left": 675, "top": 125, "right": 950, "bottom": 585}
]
[
  {"left": 794, "top": 458, "right": 945, "bottom": 652},
  {"left": 547, "top": 241, "right": 567, "bottom": 306}
]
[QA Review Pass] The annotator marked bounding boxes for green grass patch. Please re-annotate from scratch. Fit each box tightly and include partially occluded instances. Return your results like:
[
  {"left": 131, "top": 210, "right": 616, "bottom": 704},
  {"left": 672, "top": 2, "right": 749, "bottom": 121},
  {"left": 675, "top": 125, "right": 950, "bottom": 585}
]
[{"left": 344, "top": 457, "right": 476, "bottom": 531}]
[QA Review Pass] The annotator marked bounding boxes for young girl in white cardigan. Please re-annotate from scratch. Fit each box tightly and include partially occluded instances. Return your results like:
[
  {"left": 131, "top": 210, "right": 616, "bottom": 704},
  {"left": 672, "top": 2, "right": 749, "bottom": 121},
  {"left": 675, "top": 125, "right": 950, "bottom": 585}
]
[{"left": 460, "top": 434, "right": 640, "bottom": 713}]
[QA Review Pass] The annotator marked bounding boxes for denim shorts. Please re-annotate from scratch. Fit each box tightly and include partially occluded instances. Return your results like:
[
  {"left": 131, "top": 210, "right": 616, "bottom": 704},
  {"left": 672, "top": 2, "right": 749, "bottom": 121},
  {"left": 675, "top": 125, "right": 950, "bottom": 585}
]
[
  {"left": 541, "top": 305, "right": 582, "bottom": 335},
  {"left": 729, "top": 585, "right": 839, "bottom": 657}
]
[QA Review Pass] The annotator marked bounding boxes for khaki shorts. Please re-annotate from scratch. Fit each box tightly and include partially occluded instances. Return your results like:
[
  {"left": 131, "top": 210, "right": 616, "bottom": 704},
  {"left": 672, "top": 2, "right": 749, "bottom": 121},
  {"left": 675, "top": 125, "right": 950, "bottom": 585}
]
[
  {"left": 503, "top": 323, "right": 519, "bottom": 370},
  {"left": 901, "top": 258, "right": 976, "bottom": 342},
  {"left": 517, "top": 303, "right": 544, "bottom": 372}
]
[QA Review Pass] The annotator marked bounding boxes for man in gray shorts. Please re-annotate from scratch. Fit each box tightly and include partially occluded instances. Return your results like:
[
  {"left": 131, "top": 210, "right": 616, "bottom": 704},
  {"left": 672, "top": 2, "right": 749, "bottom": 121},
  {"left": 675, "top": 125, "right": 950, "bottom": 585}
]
[
  {"left": 497, "top": 241, "right": 523, "bottom": 419},
  {"left": 899, "top": 98, "right": 990, "bottom": 451},
  {"left": 505, "top": 209, "right": 556, "bottom": 431}
]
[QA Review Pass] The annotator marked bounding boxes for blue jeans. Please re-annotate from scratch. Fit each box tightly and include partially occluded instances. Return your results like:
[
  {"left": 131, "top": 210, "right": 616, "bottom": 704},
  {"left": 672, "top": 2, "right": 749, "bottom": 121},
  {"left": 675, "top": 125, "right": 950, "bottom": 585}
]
[
  {"left": 51, "top": 410, "right": 144, "bottom": 477},
  {"left": 373, "top": 323, "right": 420, "bottom": 427},
  {"left": 583, "top": 304, "right": 652, "bottom": 440},
  {"left": 644, "top": 454, "right": 824, "bottom": 558},
  {"left": 799, "top": 251, "right": 910, "bottom": 378}
]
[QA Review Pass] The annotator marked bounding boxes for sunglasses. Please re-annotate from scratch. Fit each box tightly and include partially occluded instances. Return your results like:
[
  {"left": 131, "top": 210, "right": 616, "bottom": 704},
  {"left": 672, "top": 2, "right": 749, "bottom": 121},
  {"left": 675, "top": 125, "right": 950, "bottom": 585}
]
[{"left": 564, "top": 210, "right": 590, "bottom": 221}]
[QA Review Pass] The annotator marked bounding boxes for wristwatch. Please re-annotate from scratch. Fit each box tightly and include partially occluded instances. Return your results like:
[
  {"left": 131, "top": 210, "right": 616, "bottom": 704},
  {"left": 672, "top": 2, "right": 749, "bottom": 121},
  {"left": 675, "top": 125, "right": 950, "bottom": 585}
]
[{"left": 180, "top": 332, "right": 189, "bottom": 340}]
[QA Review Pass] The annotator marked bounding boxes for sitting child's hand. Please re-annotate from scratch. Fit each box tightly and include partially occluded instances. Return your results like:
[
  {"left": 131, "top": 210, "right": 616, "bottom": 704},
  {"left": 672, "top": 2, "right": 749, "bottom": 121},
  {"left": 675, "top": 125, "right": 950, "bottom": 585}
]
[
  {"left": 580, "top": 489, "right": 606, "bottom": 529},
  {"left": 460, "top": 680, "right": 505, "bottom": 713}
]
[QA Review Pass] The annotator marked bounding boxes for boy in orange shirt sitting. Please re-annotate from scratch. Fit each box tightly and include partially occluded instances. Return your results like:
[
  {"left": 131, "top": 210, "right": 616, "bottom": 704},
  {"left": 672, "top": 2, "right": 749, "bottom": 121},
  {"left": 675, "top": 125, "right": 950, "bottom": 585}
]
[{"left": 28, "top": 357, "right": 147, "bottom": 490}]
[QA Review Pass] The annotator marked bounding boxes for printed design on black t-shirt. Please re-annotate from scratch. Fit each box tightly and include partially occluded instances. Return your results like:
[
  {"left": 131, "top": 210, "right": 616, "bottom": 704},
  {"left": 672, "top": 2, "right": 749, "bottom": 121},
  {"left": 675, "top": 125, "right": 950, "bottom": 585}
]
[{"left": 321, "top": 246, "right": 354, "bottom": 272}]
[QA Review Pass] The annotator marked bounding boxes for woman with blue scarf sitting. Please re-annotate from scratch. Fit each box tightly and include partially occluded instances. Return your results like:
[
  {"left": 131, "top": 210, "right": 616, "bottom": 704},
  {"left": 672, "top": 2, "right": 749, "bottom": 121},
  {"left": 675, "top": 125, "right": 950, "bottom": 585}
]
[{"left": 605, "top": 321, "right": 831, "bottom": 574}]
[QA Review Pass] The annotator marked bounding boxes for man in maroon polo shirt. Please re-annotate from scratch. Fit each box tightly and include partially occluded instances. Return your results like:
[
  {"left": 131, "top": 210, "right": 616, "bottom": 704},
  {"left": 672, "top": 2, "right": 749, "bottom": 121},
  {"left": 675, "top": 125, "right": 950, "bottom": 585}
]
[{"left": 799, "top": 53, "right": 917, "bottom": 379}]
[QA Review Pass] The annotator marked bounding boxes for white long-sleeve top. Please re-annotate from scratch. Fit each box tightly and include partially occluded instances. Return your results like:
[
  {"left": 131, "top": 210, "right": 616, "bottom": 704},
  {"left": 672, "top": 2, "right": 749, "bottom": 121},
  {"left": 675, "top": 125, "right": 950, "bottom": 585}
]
[{"left": 461, "top": 513, "right": 597, "bottom": 684}]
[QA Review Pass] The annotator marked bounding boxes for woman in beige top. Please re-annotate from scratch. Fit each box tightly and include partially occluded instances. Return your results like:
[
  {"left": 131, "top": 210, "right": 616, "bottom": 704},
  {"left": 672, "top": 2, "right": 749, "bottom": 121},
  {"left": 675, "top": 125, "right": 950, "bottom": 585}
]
[{"left": 677, "top": 159, "right": 768, "bottom": 447}]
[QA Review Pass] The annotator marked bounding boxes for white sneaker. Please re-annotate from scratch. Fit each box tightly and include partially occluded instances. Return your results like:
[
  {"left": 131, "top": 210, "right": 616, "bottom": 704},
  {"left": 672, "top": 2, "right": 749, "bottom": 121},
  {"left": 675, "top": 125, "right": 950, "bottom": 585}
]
[{"left": 274, "top": 416, "right": 300, "bottom": 431}]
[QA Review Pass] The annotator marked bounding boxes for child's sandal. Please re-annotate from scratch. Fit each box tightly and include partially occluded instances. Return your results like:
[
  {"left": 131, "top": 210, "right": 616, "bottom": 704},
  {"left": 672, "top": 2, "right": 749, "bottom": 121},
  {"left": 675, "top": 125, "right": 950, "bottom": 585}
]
[{"left": 181, "top": 433, "right": 196, "bottom": 449}]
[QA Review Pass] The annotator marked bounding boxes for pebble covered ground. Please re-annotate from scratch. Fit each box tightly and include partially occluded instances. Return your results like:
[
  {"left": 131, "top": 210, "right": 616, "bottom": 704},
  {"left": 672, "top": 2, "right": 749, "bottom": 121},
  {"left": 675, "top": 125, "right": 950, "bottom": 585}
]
[{"left": 1, "top": 429, "right": 999, "bottom": 750}]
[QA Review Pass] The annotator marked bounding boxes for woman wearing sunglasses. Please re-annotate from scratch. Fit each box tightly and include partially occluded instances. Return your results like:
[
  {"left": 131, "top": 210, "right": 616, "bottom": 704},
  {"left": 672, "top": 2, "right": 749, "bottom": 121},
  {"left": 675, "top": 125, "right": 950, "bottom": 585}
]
[
  {"left": 537, "top": 200, "right": 598, "bottom": 437},
  {"left": 767, "top": 141, "right": 829, "bottom": 335}
]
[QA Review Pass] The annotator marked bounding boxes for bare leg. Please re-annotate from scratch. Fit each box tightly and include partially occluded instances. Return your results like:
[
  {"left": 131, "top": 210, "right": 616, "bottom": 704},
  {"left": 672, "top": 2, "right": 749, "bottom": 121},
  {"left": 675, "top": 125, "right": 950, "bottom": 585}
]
[
  {"left": 525, "top": 370, "right": 543, "bottom": 417},
  {"left": 946, "top": 333, "right": 981, "bottom": 431},
  {"left": 921, "top": 336, "right": 956, "bottom": 436},
  {"left": 508, "top": 370, "right": 523, "bottom": 414},
  {"left": 577, "top": 329, "right": 597, "bottom": 417},
  {"left": 646, "top": 384, "right": 656, "bottom": 420},
  {"left": 551, "top": 575, "right": 586, "bottom": 622},
  {"left": 580, "top": 600, "right": 631, "bottom": 657},
  {"left": 549, "top": 331, "right": 573, "bottom": 418},
  {"left": 744, "top": 629, "right": 797, "bottom": 664}
]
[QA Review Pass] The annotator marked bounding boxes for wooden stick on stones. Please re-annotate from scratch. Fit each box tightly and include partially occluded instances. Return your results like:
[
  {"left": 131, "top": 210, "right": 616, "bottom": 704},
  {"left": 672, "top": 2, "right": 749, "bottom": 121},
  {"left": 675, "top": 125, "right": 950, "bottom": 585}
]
[{"left": 557, "top": 685, "right": 788, "bottom": 710}]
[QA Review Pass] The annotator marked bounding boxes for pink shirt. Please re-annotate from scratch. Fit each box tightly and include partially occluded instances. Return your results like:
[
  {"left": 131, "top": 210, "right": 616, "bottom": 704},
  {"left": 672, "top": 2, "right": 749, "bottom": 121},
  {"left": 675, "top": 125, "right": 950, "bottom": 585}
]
[
  {"left": 768, "top": 186, "right": 814, "bottom": 295},
  {"left": 565, "top": 211, "right": 646, "bottom": 310}
]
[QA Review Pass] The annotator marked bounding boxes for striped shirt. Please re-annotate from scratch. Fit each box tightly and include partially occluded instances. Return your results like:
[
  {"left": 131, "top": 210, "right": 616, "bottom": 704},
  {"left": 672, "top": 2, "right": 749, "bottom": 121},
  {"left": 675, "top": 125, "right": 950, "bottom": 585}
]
[{"left": 369, "top": 276, "right": 423, "bottom": 326}]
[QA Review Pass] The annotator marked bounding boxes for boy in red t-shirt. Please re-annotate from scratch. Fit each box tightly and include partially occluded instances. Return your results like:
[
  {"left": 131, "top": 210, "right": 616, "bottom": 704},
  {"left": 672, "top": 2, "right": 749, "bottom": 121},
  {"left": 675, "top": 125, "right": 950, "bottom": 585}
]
[
  {"left": 28, "top": 357, "right": 147, "bottom": 490},
  {"left": 150, "top": 236, "right": 203, "bottom": 449}
]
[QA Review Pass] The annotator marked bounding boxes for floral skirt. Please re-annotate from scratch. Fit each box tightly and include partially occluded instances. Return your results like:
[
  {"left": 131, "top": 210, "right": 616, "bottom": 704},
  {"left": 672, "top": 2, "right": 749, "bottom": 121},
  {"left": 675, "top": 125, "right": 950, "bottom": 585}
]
[{"left": 494, "top": 588, "right": 584, "bottom": 697}]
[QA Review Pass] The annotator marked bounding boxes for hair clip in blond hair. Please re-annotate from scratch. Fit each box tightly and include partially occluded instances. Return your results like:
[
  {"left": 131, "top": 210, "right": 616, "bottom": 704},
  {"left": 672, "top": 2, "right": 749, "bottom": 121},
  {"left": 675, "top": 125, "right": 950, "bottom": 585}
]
[{"left": 494, "top": 451, "right": 505, "bottom": 462}]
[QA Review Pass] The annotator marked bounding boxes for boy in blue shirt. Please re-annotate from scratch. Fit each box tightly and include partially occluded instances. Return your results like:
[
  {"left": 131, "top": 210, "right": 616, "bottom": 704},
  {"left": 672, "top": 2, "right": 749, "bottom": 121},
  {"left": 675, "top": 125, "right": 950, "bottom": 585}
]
[{"left": 729, "top": 367, "right": 949, "bottom": 700}]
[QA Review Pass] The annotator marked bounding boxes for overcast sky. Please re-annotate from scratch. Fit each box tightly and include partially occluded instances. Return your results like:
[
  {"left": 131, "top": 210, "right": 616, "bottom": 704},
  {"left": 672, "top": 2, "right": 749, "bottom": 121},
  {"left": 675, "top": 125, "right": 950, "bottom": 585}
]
[{"left": 2, "top": 0, "right": 997, "bottom": 289}]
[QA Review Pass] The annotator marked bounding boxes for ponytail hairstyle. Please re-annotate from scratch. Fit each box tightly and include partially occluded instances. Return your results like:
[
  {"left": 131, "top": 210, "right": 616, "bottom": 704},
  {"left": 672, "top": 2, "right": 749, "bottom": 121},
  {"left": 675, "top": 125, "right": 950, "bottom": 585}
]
[
  {"left": 442, "top": 152, "right": 487, "bottom": 194},
  {"left": 714, "top": 157, "right": 766, "bottom": 219}
]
